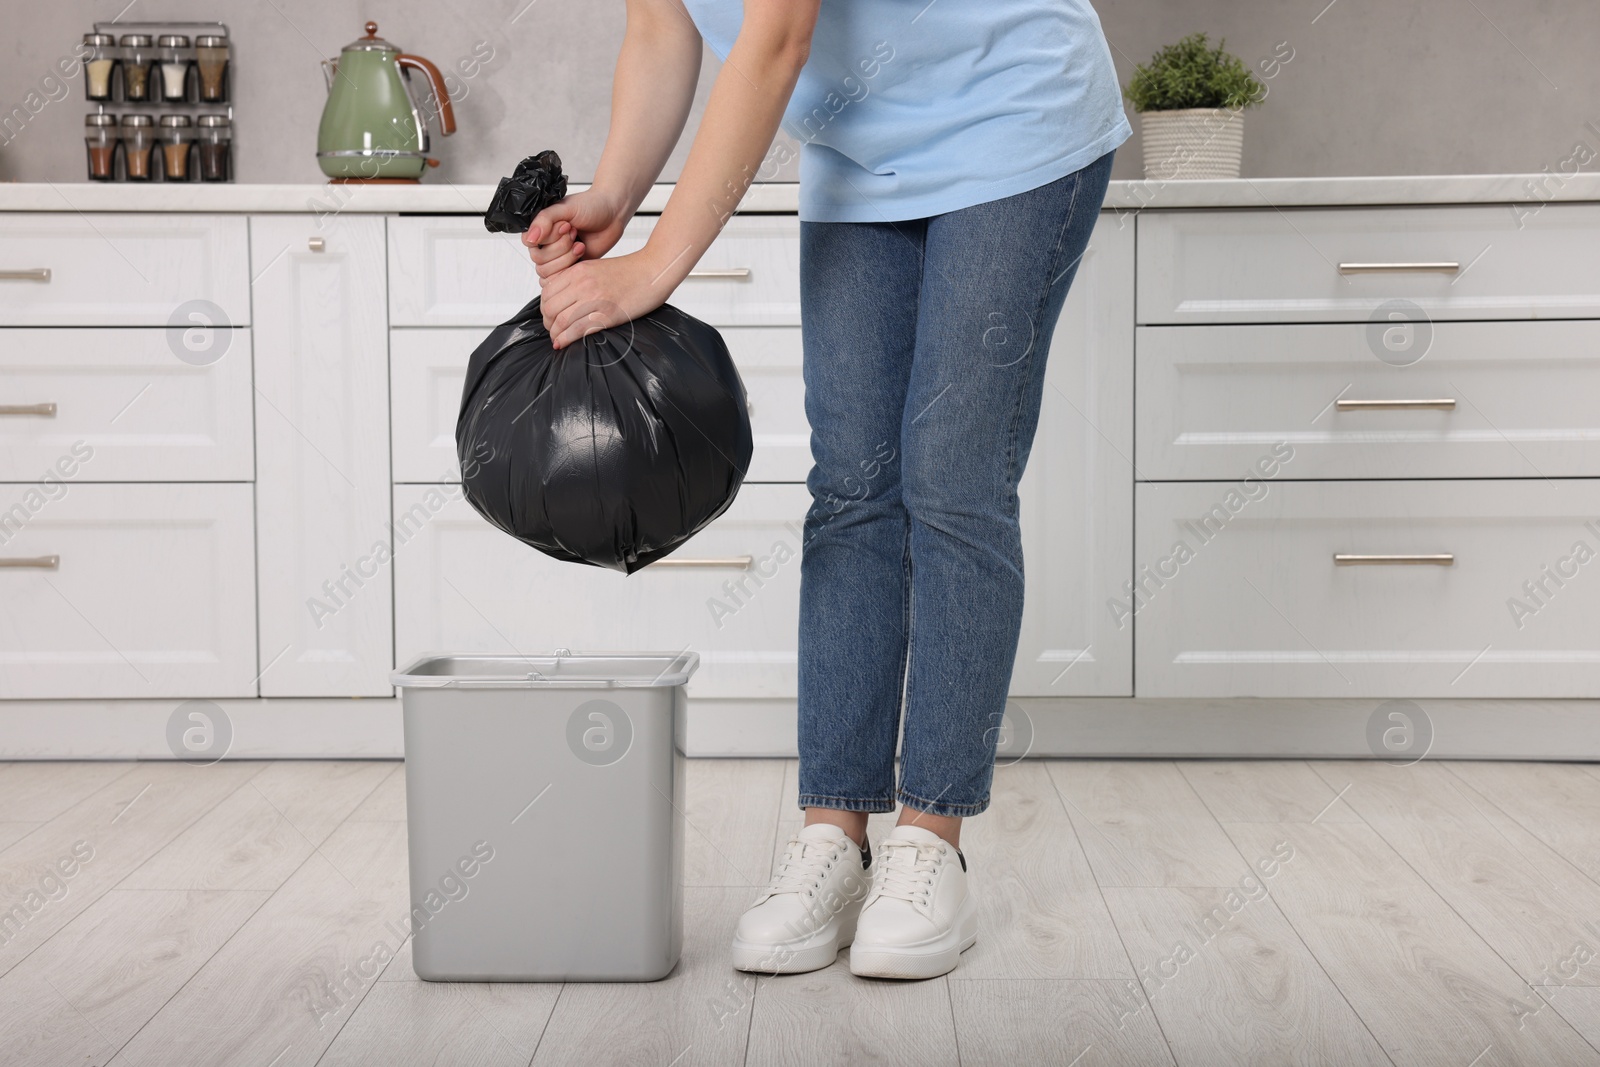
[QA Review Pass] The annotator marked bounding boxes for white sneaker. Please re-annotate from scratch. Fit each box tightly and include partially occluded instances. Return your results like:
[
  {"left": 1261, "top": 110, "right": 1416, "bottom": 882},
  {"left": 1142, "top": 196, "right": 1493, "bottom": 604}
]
[
  {"left": 849, "top": 824, "right": 977, "bottom": 979},
  {"left": 731, "top": 823, "right": 872, "bottom": 974}
]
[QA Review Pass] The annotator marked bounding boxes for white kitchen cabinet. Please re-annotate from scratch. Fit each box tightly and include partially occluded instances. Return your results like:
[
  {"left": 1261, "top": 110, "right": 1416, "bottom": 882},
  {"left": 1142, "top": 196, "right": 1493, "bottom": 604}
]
[
  {"left": 1134, "top": 478, "right": 1600, "bottom": 698},
  {"left": 390, "top": 325, "right": 808, "bottom": 484},
  {"left": 0, "top": 482, "right": 256, "bottom": 699},
  {"left": 393, "top": 483, "right": 809, "bottom": 698},
  {"left": 1009, "top": 216, "right": 1135, "bottom": 696},
  {"left": 1137, "top": 203, "right": 1600, "bottom": 324},
  {"left": 1136, "top": 320, "right": 1600, "bottom": 481},
  {"left": 250, "top": 216, "right": 392, "bottom": 697},
  {"left": 387, "top": 215, "right": 800, "bottom": 327},
  {"left": 0, "top": 213, "right": 249, "bottom": 327},
  {"left": 0, "top": 327, "right": 253, "bottom": 482}
]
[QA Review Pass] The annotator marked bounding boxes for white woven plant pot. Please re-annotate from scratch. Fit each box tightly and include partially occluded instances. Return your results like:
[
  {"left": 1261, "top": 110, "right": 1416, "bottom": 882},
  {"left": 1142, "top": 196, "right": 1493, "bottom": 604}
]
[{"left": 1139, "top": 108, "right": 1244, "bottom": 180}]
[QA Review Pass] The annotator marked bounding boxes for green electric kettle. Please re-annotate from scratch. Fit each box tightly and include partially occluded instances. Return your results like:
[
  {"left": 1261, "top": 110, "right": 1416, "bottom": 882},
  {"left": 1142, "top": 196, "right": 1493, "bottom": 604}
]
[{"left": 317, "top": 21, "right": 456, "bottom": 182}]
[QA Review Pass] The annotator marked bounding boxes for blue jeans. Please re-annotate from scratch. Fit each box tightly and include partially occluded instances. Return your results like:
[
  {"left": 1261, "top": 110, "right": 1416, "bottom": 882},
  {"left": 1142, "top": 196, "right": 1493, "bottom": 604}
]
[{"left": 796, "top": 151, "right": 1114, "bottom": 819}]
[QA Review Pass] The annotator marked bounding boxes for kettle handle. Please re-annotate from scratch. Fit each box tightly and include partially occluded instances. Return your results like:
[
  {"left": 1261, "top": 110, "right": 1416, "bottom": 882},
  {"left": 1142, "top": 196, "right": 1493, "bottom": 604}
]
[{"left": 397, "top": 55, "right": 457, "bottom": 136}]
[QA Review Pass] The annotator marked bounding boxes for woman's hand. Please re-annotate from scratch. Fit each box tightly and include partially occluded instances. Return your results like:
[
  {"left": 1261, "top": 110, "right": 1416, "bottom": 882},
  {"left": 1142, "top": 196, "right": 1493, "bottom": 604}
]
[
  {"left": 538, "top": 248, "right": 680, "bottom": 350},
  {"left": 523, "top": 186, "right": 630, "bottom": 278}
]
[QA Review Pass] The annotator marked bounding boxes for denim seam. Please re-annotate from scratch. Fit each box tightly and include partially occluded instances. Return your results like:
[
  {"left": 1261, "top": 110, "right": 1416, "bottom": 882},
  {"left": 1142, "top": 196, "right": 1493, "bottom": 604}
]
[
  {"left": 1004, "top": 169, "right": 1085, "bottom": 505},
  {"left": 896, "top": 787, "right": 991, "bottom": 818},
  {"left": 797, "top": 793, "right": 897, "bottom": 814}
]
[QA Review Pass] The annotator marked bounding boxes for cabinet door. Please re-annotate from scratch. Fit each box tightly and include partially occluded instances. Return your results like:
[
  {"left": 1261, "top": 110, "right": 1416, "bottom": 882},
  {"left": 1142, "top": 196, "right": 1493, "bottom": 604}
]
[
  {"left": 1010, "top": 214, "right": 1134, "bottom": 696},
  {"left": 1134, "top": 479, "right": 1600, "bottom": 698},
  {"left": 0, "top": 483, "right": 256, "bottom": 698},
  {"left": 250, "top": 216, "right": 392, "bottom": 696},
  {"left": 393, "top": 484, "right": 808, "bottom": 698}
]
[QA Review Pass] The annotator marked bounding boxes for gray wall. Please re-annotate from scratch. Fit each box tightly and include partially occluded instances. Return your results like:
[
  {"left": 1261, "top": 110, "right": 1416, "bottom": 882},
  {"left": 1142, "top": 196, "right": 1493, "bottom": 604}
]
[{"left": 3, "top": 0, "right": 1597, "bottom": 186}]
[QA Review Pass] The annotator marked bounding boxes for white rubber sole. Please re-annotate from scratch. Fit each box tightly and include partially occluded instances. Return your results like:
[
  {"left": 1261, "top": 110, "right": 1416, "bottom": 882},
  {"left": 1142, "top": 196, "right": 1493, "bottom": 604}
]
[
  {"left": 848, "top": 900, "right": 979, "bottom": 980},
  {"left": 730, "top": 913, "right": 858, "bottom": 975}
]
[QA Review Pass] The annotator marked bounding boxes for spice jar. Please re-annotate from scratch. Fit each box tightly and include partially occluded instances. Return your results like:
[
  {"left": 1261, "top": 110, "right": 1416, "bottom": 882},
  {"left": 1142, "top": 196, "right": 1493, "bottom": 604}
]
[
  {"left": 84, "top": 113, "right": 118, "bottom": 181},
  {"left": 157, "top": 34, "right": 192, "bottom": 102},
  {"left": 83, "top": 33, "right": 116, "bottom": 101},
  {"left": 119, "top": 34, "right": 156, "bottom": 102},
  {"left": 195, "top": 35, "right": 230, "bottom": 103},
  {"left": 159, "top": 114, "right": 193, "bottom": 181},
  {"left": 120, "top": 114, "right": 156, "bottom": 181},
  {"left": 196, "top": 114, "right": 231, "bottom": 182}
]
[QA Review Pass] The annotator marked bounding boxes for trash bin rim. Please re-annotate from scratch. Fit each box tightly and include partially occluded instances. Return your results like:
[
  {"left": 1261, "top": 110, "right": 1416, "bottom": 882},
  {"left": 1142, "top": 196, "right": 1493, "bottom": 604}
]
[{"left": 390, "top": 650, "right": 699, "bottom": 689}]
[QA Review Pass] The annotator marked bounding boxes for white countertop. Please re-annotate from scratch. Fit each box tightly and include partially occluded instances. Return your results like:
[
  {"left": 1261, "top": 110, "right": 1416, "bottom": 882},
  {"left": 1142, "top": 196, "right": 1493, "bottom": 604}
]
[{"left": 2, "top": 173, "right": 1598, "bottom": 214}]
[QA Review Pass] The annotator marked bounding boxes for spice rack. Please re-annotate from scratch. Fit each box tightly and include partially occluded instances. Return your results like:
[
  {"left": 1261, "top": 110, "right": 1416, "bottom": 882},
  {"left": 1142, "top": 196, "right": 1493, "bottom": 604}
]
[{"left": 81, "top": 21, "right": 234, "bottom": 183}]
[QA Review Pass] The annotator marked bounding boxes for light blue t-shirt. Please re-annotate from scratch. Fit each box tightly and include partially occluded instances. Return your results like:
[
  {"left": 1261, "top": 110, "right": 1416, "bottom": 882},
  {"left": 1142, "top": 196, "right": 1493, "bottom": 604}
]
[{"left": 680, "top": 0, "right": 1131, "bottom": 222}]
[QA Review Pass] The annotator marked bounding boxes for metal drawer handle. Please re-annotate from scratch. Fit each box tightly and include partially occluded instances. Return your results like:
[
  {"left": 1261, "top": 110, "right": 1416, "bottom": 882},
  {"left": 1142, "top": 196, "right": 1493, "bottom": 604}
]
[
  {"left": 1336, "top": 398, "right": 1456, "bottom": 411},
  {"left": 0, "top": 555, "right": 59, "bottom": 569},
  {"left": 652, "top": 555, "right": 754, "bottom": 569},
  {"left": 0, "top": 268, "right": 51, "bottom": 282},
  {"left": 687, "top": 268, "right": 752, "bottom": 280},
  {"left": 308, "top": 237, "right": 326, "bottom": 253},
  {"left": 1334, "top": 554, "right": 1454, "bottom": 566},
  {"left": 0, "top": 403, "right": 58, "bottom": 417},
  {"left": 1338, "top": 262, "right": 1460, "bottom": 275}
]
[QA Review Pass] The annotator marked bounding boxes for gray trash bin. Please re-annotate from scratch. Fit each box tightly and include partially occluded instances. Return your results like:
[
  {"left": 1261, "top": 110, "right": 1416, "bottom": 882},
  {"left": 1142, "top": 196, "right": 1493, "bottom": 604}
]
[{"left": 391, "top": 650, "right": 696, "bottom": 981}]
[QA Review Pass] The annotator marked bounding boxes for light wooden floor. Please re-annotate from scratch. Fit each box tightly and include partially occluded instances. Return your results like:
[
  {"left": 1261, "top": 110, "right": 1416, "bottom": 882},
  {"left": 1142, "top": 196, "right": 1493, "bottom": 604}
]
[{"left": 2, "top": 758, "right": 1600, "bottom": 1066}]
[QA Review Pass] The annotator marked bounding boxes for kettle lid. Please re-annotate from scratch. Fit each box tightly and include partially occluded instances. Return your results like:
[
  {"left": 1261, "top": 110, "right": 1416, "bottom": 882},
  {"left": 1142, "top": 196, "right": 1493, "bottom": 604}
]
[{"left": 341, "top": 21, "right": 399, "bottom": 53}]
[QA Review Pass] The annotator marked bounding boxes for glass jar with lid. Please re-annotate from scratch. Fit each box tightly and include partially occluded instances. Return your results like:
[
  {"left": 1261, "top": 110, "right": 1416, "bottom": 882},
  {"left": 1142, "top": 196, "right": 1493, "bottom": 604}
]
[
  {"left": 159, "top": 114, "right": 194, "bottom": 181},
  {"left": 83, "top": 33, "right": 116, "bottom": 101},
  {"left": 118, "top": 34, "right": 156, "bottom": 102},
  {"left": 195, "top": 35, "right": 230, "bottom": 102},
  {"left": 157, "top": 34, "right": 192, "bottom": 102},
  {"left": 84, "top": 113, "right": 118, "bottom": 181},
  {"left": 196, "top": 114, "right": 232, "bottom": 182},
  {"left": 120, "top": 114, "right": 156, "bottom": 181}
]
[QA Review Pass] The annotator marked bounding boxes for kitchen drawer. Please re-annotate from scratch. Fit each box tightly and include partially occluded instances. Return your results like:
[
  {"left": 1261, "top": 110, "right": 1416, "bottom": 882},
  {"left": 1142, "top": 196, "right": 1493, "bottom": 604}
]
[
  {"left": 387, "top": 214, "right": 800, "bottom": 326},
  {"left": 1137, "top": 204, "right": 1600, "bottom": 324},
  {"left": 390, "top": 326, "right": 809, "bottom": 483},
  {"left": 1137, "top": 320, "right": 1600, "bottom": 480},
  {"left": 0, "top": 328, "right": 253, "bottom": 482},
  {"left": 0, "top": 213, "right": 249, "bottom": 327},
  {"left": 0, "top": 483, "right": 257, "bottom": 698},
  {"left": 1133, "top": 479, "right": 1600, "bottom": 698},
  {"left": 392, "top": 483, "right": 808, "bottom": 698}
]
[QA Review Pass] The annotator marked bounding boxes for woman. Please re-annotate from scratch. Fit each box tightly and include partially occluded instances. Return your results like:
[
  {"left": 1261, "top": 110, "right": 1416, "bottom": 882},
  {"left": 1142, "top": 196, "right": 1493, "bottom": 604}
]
[{"left": 526, "top": 0, "right": 1129, "bottom": 980}]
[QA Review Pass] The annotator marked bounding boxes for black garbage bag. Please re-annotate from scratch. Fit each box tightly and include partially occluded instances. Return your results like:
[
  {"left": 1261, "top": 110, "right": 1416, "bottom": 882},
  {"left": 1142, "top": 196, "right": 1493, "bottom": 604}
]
[
  {"left": 482, "top": 150, "right": 567, "bottom": 234},
  {"left": 455, "top": 299, "right": 754, "bottom": 573}
]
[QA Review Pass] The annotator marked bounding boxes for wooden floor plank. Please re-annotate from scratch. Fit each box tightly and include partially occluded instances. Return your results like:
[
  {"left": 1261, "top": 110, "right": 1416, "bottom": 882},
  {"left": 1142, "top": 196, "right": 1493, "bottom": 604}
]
[
  {"left": 531, "top": 886, "right": 754, "bottom": 1067},
  {"left": 948, "top": 979, "right": 1174, "bottom": 1066},
  {"left": 1442, "top": 762, "right": 1600, "bottom": 886},
  {"left": 0, "top": 823, "right": 39, "bottom": 852},
  {"left": 0, "top": 760, "right": 263, "bottom": 976},
  {"left": 956, "top": 761, "right": 1132, "bottom": 980},
  {"left": 118, "top": 761, "right": 391, "bottom": 893},
  {"left": 1102, "top": 885, "right": 1388, "bottom": 1065},
  {"left": 0, "top": 888, "right": 268, "bottom": 1066},
  {"left": 1224, "top": 819, "right": 1600, "bottom": 1066},
  {"left": 747, "top": 963, "right": 958, "bottom": 1067},
  {"left": 346, "top": 763, "right": 407, "bottom": 822},
  {"left": 1312, "top": 760, "right": 1600, "bottom": 988},
  {"left": 1178, "top": 761, "right": 1364, "bottom": 824},
  {"left": 108, "top": 821, "right": 412, "bottom": 1067},
  {"left": 684, "top": 759, "right": 785, "bottom": 889},
  {"left": 1048, "top": 761, "right": 1251, "bottom": 887},
  {"left": 1548, "top": 987, "right": 1600, "bottom": 1048},
  {"left": 318, "top": 981, "right": 545, "bottom": 1067},
  {"left": 0, "top": 762, "right": 137, "bottom": 825}
]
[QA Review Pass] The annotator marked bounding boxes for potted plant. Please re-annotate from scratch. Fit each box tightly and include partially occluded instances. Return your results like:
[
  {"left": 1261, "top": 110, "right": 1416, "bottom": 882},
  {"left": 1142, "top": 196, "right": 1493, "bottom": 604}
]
[{"left": 1125, "top": 34, "right": 1264, "bottom": 180}]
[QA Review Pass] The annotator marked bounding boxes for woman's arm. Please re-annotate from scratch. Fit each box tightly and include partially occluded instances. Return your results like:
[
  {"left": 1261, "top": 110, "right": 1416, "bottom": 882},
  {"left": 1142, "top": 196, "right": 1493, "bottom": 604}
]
[
  {"left": 536, "top": 0, "right": 820, "bottom": 349},
  {"left": 523, "top": 0, "right": 703, "bottom": 269}
]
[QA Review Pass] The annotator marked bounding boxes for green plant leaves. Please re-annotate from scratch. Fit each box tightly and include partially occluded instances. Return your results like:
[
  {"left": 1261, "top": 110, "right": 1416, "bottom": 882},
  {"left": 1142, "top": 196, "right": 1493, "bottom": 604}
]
[{"left": 1124, "top": 33, "right": 1265, "bottom": 113}]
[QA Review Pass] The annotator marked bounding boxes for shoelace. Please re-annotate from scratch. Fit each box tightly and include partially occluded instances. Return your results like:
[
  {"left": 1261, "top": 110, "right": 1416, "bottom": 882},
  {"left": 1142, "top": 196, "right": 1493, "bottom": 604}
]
[
  {"left": 767, "top": 836, "right": 848, "bottom": 897},
  {"left": 874, "top": 840, "right": 943, "bottom": 904}
]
